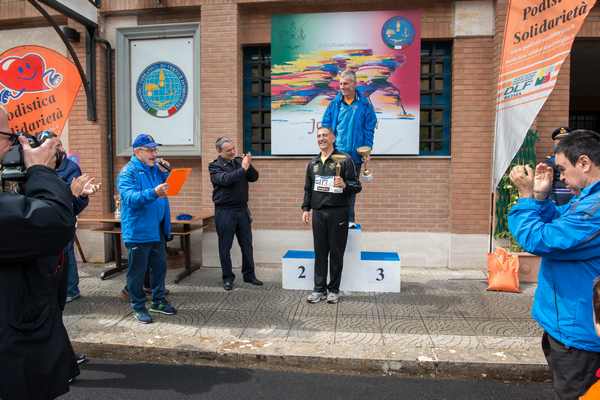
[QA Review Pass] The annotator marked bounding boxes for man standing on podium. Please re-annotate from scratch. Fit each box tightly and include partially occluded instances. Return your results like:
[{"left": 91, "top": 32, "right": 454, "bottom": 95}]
[
  {"left": 321, "top": 69, "right": 376, "bottom": 227},
  {"left": 302, "top": 127, "right": 361, "bottom": 304}
]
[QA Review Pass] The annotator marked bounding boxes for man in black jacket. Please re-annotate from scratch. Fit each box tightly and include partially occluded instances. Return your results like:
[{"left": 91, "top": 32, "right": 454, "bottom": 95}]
[
  {"left": 0, "top": 107, "right": 78, "bottom": 399},
  {"left": 302, "top": 127, "right": 362, "bottom": 304},
  {"left": 209, "top": 136, "right": 262, "bottom": 291}
]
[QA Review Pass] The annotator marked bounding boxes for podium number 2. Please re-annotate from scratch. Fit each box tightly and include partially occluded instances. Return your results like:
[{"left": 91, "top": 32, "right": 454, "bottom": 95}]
[
  {"left": 376, "top": 268, "right": 385, "bottom": 281},
  {"left": 298, "top": 266, "right": 306, "bottom": 279}
]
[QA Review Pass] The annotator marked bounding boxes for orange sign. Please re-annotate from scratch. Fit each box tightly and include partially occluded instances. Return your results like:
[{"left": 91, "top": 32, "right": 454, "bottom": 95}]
[
  {"left": 0, "top": 45, "right": 82, "bottom": 136},
  {"left": 165, "top": 168, "right": 192, "bottom": 196},
  {"left": 493, "top": 0, "right": 596, "bottom": 188}
]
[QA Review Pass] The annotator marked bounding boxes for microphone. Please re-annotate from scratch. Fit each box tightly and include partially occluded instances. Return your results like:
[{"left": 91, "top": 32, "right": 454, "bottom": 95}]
[{"left": 157, "top": 159, "right": 171, "bottom": 173}]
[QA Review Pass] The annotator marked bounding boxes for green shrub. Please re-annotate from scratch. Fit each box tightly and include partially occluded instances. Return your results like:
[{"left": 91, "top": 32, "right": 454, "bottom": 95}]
[{"left": 494, "top": 129, "right": 539, "bottom": 252}]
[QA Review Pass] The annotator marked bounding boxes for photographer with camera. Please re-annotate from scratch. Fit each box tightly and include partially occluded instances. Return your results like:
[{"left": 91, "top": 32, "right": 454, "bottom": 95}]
[{"left": 0, "top": 107, "right": 79, "bottom": 400}]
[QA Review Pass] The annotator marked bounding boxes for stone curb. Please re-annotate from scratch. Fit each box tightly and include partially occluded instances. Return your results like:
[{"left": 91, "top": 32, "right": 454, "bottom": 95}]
[{"left": 72, "top": 339, "right": 550, "bottom": 382}]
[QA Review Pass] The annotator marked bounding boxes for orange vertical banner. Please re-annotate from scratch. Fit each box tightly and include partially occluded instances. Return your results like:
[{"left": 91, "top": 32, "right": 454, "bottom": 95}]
[
  {"left": 492, "top": 0, "right": 596, "bottom": 189},
  {"left": 0, "top": 45, "right": 82, "bottom": 136}
]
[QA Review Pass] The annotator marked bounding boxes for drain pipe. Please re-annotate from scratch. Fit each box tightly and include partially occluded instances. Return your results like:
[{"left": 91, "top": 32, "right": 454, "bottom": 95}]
[{"left": 95, "top": 37, "right": 115, "bottom": 212}]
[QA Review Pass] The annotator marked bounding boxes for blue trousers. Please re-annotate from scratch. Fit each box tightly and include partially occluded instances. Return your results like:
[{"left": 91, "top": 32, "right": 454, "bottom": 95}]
[
  {"left": 215, "top": 207, "right": 256, "bottom": 283},
  {"left": 64, "top": 241, "right": 80, "bottom": 298},
  {"left": 126, "top": 240, "right": 167, "bottom": 312}
]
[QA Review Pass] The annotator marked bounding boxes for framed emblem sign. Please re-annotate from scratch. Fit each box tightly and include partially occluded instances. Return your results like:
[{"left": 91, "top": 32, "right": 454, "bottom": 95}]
[
  {"left": 135, "top": 61, "right": 188, "bottom": 118},
  {"left": 116, "top": 24, "right": 200, "bottom": 156}
]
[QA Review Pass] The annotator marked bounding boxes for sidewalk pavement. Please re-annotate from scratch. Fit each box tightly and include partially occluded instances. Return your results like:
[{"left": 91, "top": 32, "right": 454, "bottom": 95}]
[{"left": 64, "top": 264, "right": 548, "bottom": 381}]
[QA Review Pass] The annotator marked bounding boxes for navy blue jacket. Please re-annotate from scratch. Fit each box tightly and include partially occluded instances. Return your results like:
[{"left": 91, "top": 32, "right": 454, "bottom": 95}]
[
  {"left": 209, "top": 156, "right": 258, "bottom": 209},
  {"left": 544, "top": 155, "right": 574, "bottom": 206},
  {"left": 56, "top": 156, "right": 89, "bottom": 216}
]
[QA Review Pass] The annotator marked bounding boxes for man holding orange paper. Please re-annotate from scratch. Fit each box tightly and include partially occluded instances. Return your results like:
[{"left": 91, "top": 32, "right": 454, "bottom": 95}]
[
  {"left": 209, "top": 136, "right": 262, "bottom": 291},
  {"left": 117, "top": 133, "right": 177, "bottom": 324}
]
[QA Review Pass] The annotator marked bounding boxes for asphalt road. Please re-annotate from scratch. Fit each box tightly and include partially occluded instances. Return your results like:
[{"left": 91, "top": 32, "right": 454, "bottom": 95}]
[{"left": 59, "top": 360, "right": 555, "bottom": 400}]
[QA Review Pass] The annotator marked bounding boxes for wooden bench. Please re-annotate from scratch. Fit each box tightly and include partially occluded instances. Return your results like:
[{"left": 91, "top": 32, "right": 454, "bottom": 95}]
[{"left": 78, "top": 209, "right": 214, "bottom": 283}]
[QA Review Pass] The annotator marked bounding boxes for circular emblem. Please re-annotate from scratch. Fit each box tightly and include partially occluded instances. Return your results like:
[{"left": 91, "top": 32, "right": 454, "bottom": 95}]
[
  {"left": 381, "top": 16, "right": 415, "bottom": 50},
  {"left": 136, "top": 61, "right": 188, "bottom": 118}
]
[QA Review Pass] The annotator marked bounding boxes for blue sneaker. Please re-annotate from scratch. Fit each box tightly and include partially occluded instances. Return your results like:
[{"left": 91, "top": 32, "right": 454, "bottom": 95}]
[
  {"left": 133, "top": 309, "right": 153, "bottom": 324},
  {"left": 149, "top": 302, "right": 177, "bottom": 315}
]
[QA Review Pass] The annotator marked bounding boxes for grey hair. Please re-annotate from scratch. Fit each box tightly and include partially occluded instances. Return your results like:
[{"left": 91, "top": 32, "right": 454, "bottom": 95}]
[
  {"left": 339, "top": 70, "right": 356, "bottom": 82},
  {"left": 215, "top": 136, "right": 233, "bottom": 151}
]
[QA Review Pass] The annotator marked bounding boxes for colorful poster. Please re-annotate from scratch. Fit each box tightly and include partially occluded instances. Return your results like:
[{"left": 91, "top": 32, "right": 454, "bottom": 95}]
[
  {"left": 271, "top": 11, "right": 421, "bottom": 155},
  {"left": 493, "top": 0, "right": 596, "bottom": 188},
  {"left": 0, "top": 45, "right": 81, "bottom": 136}
]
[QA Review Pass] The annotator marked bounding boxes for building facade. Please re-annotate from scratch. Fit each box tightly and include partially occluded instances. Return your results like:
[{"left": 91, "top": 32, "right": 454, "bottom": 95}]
[{"left": 1, "top": 0, "right": 599, "bottom": 268}]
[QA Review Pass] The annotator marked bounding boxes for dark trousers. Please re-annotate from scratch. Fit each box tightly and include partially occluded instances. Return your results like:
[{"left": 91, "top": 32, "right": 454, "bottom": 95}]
[
  {"left": 57, "top": 257, "right": 68, "bottom": 312},
  {"left": 126, "top": 240, "right": 167, "bottom": 312},
  {"left": 56, "top": 256, "right": 80, "bottom": 380},
  {"left": 542, "top": 332, "right": 600, "bottom": 399},
  {"left": 348, "top": 160, "right": 361, "bottom": 223},
  {"left": 215, "top": 207, "right": 256, "bottom": 283},
  {"left": 312, "top": 207, "right": 349, "bottom": 294}
]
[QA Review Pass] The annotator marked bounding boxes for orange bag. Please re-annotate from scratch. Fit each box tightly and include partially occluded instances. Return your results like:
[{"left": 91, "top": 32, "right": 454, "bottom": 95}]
[
  {"left": 580, "top": 369, "right": 600, "bottom": 399},
  {"left": 487, "top": 247, "right": 521, "bottom": 293}
]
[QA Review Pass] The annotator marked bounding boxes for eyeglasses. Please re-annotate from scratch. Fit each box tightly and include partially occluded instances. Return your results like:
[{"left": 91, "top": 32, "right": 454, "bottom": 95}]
[{"left": 140, "top": 147, "right": 159, "bottom": 154}]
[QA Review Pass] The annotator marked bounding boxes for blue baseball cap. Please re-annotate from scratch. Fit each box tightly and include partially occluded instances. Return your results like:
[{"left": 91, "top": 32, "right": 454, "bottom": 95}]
[{"left": 132, "top": 133, "right": 161, "bottom": 149}]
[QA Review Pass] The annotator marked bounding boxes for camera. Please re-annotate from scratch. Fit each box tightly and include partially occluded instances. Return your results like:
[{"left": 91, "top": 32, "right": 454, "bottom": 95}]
[{"left": 1, "top": 131, "right": 64, "bottom": 182}]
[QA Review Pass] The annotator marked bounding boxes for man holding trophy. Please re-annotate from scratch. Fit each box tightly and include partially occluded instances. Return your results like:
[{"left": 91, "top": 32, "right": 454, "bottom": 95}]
[
  {"left": 302, "top": 127, "right": 362, "bottom": 304},
  {"left": 321, "top": 69, "right": 377, "bottom": 227}
]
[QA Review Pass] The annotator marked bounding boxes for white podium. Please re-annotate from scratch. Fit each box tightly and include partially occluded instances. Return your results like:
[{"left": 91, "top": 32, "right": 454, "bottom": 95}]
[{"left": 281, "top": 227, "right": 401, "bottom": 293}]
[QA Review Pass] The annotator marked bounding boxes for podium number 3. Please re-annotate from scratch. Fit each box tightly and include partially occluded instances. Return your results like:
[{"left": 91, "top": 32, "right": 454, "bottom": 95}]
[
  {"left": 376, "top": 268, "right": 385, "bottom": 281},
  {"left": 298, "top": 266, "right": 306, "bottom": 279}
]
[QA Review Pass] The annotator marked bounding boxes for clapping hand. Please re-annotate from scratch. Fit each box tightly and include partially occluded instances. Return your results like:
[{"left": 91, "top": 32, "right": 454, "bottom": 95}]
[
  {"left": 242, "top": 152, "right": 252, "bottom": 170},
  {"left": 533, "top": 162, "right": 553, "bottom": 200},
  {"left": 71, "top": 174, "right": 101, "bottom": 197},
  {"left": 509, "top": 165, "right": 534, "bottom": 198},
  {"left": 509, "top": 163, "right": 553, "bottom": 200}
]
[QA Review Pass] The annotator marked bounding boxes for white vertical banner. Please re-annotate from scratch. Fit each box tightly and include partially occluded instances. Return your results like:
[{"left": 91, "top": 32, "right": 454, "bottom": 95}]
[{"left": 492, "top": 0, "right": 596, "bottom": 189}]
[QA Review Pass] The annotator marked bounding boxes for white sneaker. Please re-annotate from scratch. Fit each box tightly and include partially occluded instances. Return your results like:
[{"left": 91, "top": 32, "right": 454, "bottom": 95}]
[
  {"left": 307, "top": 292, "right": 326, "bottom": 304},
  {"left": 327, "top": 292, "right": 340, "bottom": 304}
]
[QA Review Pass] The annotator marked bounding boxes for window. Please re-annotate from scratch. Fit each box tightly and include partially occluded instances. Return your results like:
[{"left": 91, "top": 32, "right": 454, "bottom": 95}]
[
  {"left": 570, "top": 112, "right": 600, "bottom": 132},
  {"left": 243, "top": 45, "right": 271, "bottom": 155},
  {"left": 243, "top": 42, "right": 453, "bottom": 156},
  {"left": 419, "top": 41, "right": 452, "bottom": 155}
]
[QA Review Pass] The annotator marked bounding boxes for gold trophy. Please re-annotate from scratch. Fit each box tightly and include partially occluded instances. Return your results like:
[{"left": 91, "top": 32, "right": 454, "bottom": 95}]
[
  {"left": 113, "top": 194, "right": 121, "bottom": 219},
  {"left": 356, "top": 146, "right": 373, "bottom": 182},
  {"left": 331, "top": 154, "right": 347, "bottom": 176},
  {"left": 330, "top": 154, "right": 347, "bottom": 193}
]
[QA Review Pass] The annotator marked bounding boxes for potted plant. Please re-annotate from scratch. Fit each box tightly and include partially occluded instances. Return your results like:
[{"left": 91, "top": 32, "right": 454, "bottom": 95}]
[{"left": 494, "top": 129, "right": 541, "bottom": 284}]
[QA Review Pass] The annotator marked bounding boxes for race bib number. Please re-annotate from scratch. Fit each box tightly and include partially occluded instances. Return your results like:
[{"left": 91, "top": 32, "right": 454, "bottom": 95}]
[{"left": 314, "top": 175, "right": 342, "bottom": 194}]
